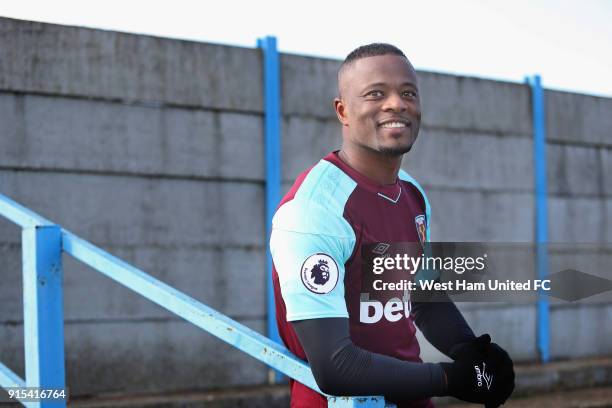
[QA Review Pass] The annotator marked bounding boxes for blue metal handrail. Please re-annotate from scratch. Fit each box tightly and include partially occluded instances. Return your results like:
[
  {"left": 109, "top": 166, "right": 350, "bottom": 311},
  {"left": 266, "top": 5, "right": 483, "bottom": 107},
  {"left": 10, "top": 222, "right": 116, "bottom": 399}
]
[{"left": 0, "top": 191, "right": 392, "bottom": 408}]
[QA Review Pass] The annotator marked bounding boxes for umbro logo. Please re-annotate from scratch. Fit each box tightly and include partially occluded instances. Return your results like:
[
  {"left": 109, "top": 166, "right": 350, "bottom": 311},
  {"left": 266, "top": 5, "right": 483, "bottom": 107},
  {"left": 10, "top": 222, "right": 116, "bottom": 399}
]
[
  {"left": 372, "top": 243, "right": 390, "bottom": 255},
  {"left": 474, "top": 362, "right": 493, "bottom": 390}
]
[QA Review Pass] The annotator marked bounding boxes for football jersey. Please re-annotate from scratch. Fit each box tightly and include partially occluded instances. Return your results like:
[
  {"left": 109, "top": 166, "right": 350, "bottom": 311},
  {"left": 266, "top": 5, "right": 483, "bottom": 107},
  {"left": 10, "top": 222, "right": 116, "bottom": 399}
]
[{"left": 270, "top": 151, "right": 433, "bottom": 408}]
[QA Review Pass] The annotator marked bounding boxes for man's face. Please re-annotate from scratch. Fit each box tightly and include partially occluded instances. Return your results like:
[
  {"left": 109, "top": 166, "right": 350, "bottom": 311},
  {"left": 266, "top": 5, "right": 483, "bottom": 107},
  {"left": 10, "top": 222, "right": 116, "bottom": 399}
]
[{"left": 335, "top": 54, "right": 421, "bottom": 156}]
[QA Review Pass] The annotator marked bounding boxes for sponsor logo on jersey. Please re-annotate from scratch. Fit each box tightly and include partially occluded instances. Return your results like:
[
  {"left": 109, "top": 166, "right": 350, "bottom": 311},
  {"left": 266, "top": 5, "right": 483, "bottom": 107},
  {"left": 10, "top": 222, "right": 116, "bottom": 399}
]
[
  {"left": 300, "top": 253, "right": 339, "bottom": 294},
  {"left": 415, "top": 214, "right": 427, "bottom": 245},
  {"left": 359, "top": 292, "right": 412, "bottom": 323}
]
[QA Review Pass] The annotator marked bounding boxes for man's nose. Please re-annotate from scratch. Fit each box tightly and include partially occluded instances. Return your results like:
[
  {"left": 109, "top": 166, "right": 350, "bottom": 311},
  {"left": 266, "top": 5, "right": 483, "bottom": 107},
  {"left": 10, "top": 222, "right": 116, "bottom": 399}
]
[{"left": 382, "top": 92, "right": 407, "bottom": 112}]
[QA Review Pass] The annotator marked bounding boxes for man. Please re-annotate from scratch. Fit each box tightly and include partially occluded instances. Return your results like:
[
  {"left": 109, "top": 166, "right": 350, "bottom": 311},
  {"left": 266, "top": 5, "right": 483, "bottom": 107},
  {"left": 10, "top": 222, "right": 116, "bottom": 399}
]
[{"left": 270, "top": 43, "right": 514, "bottom": 408}]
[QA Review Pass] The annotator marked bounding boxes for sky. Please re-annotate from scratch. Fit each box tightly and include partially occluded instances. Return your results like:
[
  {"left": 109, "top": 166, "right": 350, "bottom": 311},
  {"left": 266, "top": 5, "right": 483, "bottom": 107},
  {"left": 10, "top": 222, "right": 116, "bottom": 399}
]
[{"left": 2, "top": 0, "right": 611, "bottom": 98}]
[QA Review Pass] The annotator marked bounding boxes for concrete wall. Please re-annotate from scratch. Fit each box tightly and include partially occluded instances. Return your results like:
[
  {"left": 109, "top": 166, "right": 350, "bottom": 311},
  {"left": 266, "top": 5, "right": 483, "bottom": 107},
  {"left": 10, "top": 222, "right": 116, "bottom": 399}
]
[{"left": 1, "top": 17, "right": 611, "bottom": 396}]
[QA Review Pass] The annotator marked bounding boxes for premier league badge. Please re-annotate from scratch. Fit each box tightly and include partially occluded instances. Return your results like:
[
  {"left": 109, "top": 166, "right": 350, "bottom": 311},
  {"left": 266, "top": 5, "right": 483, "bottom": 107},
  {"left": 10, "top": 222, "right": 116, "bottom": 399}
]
[{"left": 300, "top": 253, "right": 339, "bottom": 294}]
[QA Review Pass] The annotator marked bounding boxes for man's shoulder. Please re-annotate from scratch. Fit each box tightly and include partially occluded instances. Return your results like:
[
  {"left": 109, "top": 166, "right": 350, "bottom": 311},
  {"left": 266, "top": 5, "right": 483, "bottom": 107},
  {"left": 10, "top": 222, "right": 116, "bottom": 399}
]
[
  {"left": 398, "top": 169, "right": 426, "bottom": 195},
  {"left": 273, "top": 158, "right": 357, "bottom": 239},
  {"left": 399, "top": 168, "right": 430, "bottom": 206}
]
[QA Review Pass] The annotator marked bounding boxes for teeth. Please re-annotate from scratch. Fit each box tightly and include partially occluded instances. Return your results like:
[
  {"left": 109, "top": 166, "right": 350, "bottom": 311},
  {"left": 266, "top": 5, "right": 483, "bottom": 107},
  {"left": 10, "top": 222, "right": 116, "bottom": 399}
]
[{"left": 381, "top": 122, "right": 407, "bottom": 128}]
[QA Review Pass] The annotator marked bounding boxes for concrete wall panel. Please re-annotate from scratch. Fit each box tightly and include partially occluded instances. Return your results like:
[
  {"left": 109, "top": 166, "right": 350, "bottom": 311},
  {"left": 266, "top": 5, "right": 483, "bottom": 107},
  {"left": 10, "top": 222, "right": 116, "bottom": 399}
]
[
  {"left": 546, "top": 90, "right": 612, "bottom": 147},
  {"left": 0, "top": 245, "right": 265, "bottom": 322},
  {"left": 550, "top": 303, "right": 612, "bottom": 359},
  {"left": 601, "top": 148, "right": 612, "bottom": 196},
  {"left": 547, "top": 144, "right": 603, "bottom": 197},
  {"left": 549, "top": 197, "right": 606, "bottom": 243},
  {"left": 606, "top": 199, "right": 612, "bottom": 243},
  {"left": 404, "top": 129, "right": 533, "bottom": 191},
  {"left": 281, "top": 116, "right": 341, "bottom": 181},
  {"left": 418, "top": 72, "right": 531, "bottom": 135},
  {"left": 0, "top": 318, "right": 267, "bottom": 396},
  {"left": 427, "top": 189, "right": 534, "bottom": 241},
  {"left": 281, "top": 54, "right": 339, "bottom": 118},
  {"left": 462, "top": 305, "right": 537, "bottom": 362},
  {"left": 0, "top": 94, "right": 264, "bottom": 180},
  {"left": 0, "top": 18, "right": 263, "bottom": 111},
  {"left": 0, "top": 171, "right": 264, "bottom": 247}
]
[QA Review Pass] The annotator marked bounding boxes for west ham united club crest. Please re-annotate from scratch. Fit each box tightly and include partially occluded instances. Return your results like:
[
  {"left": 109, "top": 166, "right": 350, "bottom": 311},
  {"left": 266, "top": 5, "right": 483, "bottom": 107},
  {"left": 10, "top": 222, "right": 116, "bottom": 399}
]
[
  {"left": 301, "top": 253, "right": 339, "bottom": 294},
  {"left": 415, "top": 214, "right": 427, "bottom": 245}
]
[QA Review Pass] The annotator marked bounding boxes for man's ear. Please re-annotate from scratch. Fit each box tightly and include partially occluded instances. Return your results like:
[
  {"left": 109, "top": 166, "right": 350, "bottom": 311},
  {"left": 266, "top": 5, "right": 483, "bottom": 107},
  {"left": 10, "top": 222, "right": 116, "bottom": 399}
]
[{"left": 334, "top": 97, "right": 349, "bottom": 126}]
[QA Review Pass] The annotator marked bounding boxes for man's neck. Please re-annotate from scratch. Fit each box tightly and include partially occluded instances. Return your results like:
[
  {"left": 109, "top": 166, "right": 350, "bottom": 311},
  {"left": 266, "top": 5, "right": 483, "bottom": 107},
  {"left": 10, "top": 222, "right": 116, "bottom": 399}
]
[{"left": 338, "top": 145, "right": 402, "bottom": 185}]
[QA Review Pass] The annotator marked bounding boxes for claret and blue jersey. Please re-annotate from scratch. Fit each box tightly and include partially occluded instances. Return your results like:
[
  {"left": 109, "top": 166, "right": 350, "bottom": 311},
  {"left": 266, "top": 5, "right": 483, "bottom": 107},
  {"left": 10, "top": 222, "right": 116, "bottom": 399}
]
[{"left": 270, "top": 151, "right": 433, "bottom": 407}]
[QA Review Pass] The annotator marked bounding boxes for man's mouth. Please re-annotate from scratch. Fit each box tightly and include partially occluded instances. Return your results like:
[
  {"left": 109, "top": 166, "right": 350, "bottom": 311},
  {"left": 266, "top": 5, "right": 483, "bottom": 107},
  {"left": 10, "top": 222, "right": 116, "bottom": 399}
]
[
  {"left": 378, "top": 118, "right": 411, "bottom": 129},
  {"left": 379, "top": 121, "right": 410, "bottom": 129}
]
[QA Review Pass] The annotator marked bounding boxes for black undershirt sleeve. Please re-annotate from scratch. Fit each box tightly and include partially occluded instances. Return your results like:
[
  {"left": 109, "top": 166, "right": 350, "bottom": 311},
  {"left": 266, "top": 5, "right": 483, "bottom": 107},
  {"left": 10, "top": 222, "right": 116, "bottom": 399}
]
[
  {"left": 410, "top": 290, "right": 476, "bottom": 357},
  {"left": 291, "top": 318, "right": 446, "bottom": 402}
]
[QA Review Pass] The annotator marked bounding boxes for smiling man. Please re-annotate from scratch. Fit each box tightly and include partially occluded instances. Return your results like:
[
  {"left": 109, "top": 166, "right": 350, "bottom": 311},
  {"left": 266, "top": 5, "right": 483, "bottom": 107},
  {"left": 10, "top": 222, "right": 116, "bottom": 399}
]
[
  {"left": 335, "top": 49, "right": 421, "bottom": 172},
  {"left": 270, "top": 44, "right": 515, "bottom": 408}
]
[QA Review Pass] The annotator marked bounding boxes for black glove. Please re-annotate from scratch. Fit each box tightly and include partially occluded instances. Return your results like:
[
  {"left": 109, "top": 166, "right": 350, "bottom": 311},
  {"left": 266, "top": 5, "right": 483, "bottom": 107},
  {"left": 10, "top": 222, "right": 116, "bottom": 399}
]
[{"left": 440, "top": 334, "right": 515, "bottom": 407}]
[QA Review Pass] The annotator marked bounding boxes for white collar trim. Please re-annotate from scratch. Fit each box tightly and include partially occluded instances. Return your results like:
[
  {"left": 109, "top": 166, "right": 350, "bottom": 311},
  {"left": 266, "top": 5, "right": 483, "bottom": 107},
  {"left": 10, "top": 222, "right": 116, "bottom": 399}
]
[{"left": 377, "top": 188, "right": 401, "bottom": 204}]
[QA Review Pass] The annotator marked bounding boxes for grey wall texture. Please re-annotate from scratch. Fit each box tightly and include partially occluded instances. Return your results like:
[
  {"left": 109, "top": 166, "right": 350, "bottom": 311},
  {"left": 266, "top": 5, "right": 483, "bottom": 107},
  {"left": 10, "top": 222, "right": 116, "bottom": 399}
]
[{"left": 1, "top": 17, "right": 611, "bottom": 397}]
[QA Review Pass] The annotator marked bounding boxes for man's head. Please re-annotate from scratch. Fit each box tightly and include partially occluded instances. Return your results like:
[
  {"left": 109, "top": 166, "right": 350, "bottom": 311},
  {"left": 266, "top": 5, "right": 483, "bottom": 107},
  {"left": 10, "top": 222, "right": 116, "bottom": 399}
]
[{"left": 334, "top": 43, "right": 421, "bottom": 157}]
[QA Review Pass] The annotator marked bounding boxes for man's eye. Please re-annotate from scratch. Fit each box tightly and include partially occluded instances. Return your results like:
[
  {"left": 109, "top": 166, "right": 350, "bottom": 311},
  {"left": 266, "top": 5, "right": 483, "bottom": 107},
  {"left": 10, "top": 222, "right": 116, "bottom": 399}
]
[
  {"left": 403, "top": 90, "right": 418, "bottom": 98},
  {"left": 366, "top": 90, "right": 383, "bottom": 97}
]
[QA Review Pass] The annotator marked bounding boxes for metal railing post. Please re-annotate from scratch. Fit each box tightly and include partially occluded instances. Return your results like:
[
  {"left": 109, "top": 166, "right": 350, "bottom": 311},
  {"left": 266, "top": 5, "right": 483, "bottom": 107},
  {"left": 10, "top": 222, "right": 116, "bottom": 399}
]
[
  {"left": 257, "top": 35, "right": 283, "bottom": 383},
  {"left": 22, "top": 225, "right": 66, "bottom": 407},
  {"left": 526, "top": 74, "right": 550, "bottom": 363}
]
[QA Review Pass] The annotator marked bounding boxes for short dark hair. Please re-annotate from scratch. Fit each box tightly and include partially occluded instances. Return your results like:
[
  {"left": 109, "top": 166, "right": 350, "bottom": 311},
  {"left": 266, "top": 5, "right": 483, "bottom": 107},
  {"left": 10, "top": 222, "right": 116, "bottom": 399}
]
[
  {"left": 343, "top": 43, "right": 406, "bottom": 66},
  {"left": 337, "top": 44, "right": 408, "bottom": 94}
]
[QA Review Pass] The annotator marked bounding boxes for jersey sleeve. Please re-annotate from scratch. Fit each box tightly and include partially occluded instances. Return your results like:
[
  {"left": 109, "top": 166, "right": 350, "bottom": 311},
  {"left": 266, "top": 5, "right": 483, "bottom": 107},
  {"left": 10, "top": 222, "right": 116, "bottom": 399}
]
[{"left": 270, "top": 200, "right": 355, "bottom": 321}]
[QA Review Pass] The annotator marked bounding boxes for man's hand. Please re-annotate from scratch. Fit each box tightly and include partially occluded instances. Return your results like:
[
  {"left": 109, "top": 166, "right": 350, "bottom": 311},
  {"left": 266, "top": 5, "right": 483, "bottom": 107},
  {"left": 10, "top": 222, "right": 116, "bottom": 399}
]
[{"left": 440, "top": 334, "right": 515, "bottom": 407}]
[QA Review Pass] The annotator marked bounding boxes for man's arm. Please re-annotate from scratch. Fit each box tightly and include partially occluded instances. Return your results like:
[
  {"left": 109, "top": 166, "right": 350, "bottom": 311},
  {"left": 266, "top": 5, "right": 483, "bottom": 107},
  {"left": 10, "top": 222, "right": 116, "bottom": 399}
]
[
  {"left": 291, "top": 304, "right": 514, "bottom": 407},
  {"left": 410, "top": 290, "right": 476, "bottom": 357},
  {"left": 292, "top": 317, "right": 446, "bottom": 401}
]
